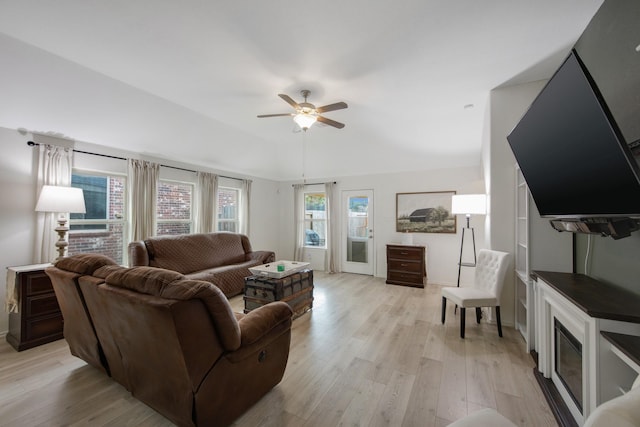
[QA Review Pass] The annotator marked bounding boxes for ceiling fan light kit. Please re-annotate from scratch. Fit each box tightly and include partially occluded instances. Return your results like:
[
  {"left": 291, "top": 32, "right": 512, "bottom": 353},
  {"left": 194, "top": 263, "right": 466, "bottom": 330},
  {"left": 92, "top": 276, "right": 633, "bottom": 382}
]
[
  {"left": 258, "top": 89, "right": 347, "bottom": 131},
  {"left": 293, "top": 112, "right": 317, "bottom": 131}
]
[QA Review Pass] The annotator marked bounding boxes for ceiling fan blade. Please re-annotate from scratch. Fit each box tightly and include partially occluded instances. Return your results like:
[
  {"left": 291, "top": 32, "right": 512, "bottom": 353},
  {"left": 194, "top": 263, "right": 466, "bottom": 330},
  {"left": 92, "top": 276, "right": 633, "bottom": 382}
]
[
  {"left": 317, "top": 115, "right": 345, "bottom": 129},
  {"left": 278, "top": 94, "right": 300, "bottom": 109},
  {"left": 316, "top": 102, "right": 348, "bottom": 113},
  {"left": 257, "top": 113, "right": 294, "bottom": 118}
]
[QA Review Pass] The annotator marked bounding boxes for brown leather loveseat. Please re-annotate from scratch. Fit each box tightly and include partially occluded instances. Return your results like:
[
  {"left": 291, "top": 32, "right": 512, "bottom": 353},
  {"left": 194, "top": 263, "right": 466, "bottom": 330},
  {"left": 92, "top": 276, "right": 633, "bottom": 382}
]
[
  {"left": 128, "top": 232, "right": 275, "bottom": 297},
  {"left": 46, "top": 253, "right": 293, "bottom": 427}
]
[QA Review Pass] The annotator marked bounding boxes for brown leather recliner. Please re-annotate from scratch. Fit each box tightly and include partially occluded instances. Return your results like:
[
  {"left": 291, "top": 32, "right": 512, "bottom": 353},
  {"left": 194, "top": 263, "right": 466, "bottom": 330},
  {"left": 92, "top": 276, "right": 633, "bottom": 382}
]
[{"left": 47, "top": 255, "right": 293, "bottom": 427}]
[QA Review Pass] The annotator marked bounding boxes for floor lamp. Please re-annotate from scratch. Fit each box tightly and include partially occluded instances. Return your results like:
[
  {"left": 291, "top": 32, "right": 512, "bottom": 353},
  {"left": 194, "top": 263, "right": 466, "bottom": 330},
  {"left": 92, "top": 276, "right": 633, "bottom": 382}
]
[
  {"left": 452, "top": 194, "right": 487, "bottom": 287},
  {"left": 35, "top": 185, "right": 86, "bottom": 261}
]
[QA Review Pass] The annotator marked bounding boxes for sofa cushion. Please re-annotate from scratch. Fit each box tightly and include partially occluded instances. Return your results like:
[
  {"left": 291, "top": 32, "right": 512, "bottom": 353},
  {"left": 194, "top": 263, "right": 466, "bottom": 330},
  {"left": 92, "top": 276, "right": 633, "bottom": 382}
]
[
  {"left": 143, "top": 233, "right": 247, "bottom": 274},
  {"left": 186, "top": 259, "right": 265, "bottom": 297},
  {"left": 106, "top": 266, "right": 184, "bottom": 295},
  {"left": 93, "top": 264, "right": 127, "bottom": 279},
  {"left": 105, "top": 267, "right": 241, "bottom": 350},
  {"left": 54, "top": 253, "right": 118, "bottom": 275},
  {"left": 162, "top": 279, "right": 242, "bottom": 351}
]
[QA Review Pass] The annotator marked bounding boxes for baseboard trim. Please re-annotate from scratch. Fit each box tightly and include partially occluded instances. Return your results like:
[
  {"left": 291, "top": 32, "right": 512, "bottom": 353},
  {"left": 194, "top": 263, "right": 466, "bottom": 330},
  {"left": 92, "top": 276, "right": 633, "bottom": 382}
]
[{"left": 533, "top": 368, "right": 578, "bottom": 427}]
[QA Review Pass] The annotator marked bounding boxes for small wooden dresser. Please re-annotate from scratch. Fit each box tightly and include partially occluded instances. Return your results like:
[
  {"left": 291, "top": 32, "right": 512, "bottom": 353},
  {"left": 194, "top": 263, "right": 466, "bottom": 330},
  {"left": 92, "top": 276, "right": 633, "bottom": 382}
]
[
  {"left": 6, "top": 264, "right": 63, "bottom": 351},
  {"left": 386, "top": 244, "right": 427, "bottom": 288}
]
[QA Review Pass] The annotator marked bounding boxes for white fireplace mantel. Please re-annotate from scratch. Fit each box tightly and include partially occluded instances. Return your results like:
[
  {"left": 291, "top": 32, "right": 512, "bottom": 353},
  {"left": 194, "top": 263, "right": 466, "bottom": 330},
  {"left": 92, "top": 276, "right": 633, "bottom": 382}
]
[{"left": 533, "top": 271, "right": 640, "bottom": 426}]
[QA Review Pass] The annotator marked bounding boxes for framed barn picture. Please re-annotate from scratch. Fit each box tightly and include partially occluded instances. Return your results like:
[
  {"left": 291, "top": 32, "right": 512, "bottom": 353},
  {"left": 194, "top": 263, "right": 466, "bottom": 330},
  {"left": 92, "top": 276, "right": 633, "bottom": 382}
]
[{"left": 396, "top": 191, "right": 456, "bottom": 233}]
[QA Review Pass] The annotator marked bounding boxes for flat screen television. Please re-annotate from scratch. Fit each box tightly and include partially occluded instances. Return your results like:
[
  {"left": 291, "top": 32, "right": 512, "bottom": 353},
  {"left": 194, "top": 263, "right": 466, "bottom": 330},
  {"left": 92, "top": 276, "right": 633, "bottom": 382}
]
[{"left": 507, "top": 49, "right": 640, "bottom": 219}]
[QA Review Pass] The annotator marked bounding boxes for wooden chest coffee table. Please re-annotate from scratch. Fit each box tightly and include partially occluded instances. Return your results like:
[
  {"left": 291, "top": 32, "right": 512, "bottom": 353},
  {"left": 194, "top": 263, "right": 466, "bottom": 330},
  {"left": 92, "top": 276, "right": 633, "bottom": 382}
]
[{"left": 243, "top": 269, "right": 314, "bottom": 319}]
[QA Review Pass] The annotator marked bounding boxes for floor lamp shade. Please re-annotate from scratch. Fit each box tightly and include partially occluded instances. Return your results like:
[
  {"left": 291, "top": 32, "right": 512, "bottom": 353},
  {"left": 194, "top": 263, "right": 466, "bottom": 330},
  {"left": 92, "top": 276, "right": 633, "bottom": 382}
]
[
  {"left": 35, "top": 185, "right": 86, "bottom": 261},
  {"left": 451, "top": 194, "right": 486, "bottom": 287},
  {"left": 451, "top": 194, "right": 487, "bottom": 216}
]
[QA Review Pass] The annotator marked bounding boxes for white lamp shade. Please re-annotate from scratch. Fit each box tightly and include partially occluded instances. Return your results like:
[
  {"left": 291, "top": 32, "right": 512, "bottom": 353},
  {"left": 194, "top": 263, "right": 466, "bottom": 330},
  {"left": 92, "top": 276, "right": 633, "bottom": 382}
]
[
  {"left": 293, "top": 113, "right": 317, "bottom": 130},
  {"left": 451, "top": 194, "right": 486, "bottom": 215},
  {"left": 35, "top": 185, "right": 86, "bottom": 214}
]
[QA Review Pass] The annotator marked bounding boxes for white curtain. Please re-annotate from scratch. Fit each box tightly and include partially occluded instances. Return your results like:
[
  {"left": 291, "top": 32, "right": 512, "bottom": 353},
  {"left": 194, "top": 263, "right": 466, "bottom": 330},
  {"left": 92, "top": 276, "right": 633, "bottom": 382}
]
[
  {"left": 325, "top": 182, "right": 340, "bottom": 273},
  {"left": 195, "top": 172, "right": 218, "bottom": 233},
  {"left": 127, "top": 159, "right": 160, "bottom": 242},
  {"left": 240, "top": 179, "right": 251, "bottom": 235},
  {"left": 293, "top": 183, "right": 306, "bottom": 261},
  {"left": 33, "top": 144, "right": 73, "bottom": 263}
]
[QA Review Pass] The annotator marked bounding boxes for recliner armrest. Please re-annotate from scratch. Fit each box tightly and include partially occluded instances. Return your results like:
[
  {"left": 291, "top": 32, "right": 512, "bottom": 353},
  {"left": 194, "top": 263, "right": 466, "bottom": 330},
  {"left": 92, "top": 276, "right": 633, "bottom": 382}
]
[
  {"left": 128, "top": 241, "right": 149, "bottom": 267},
  {"left": 238, "top": 301, "right": 292, "bottom": 346}
]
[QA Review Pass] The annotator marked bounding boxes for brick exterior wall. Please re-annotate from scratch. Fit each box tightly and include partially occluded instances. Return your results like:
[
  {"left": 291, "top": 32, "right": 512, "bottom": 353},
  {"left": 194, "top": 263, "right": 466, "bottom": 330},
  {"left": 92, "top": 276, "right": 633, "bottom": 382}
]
[
  {"left": 68, "top": 178, "right": 194, "bottom": 264},
  {"left": 157, "top": 181, "right": 192, "bottom": 235},
  {"left": 68, "top": 224, "right": 125, "bottom": 264},
  {"left": 68, "top": 176, "right": 126, "bottom": 264}
]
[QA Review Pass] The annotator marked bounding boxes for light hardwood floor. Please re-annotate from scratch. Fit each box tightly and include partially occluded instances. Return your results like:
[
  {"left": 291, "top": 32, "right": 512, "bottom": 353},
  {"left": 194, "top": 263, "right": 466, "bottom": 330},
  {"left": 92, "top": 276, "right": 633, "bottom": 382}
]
[{"left": 0, "top": 272, "right": 557, "bottom": 426}]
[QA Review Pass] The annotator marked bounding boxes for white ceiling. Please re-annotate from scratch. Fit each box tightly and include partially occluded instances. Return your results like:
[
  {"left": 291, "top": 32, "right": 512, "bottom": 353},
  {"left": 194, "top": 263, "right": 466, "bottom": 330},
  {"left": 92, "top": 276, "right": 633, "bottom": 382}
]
[{"left": 0, "top": 0, "right": 603, "bottom": 181}]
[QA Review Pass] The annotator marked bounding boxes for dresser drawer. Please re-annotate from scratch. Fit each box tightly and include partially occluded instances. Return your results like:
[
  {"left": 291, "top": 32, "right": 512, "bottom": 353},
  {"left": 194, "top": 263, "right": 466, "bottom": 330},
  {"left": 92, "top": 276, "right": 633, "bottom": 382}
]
[
  {"left": 387, "top": 271, "right": 424, "bottom": 285},
  {"left": 25, "top": 313, "right": 64, "bottom": 342},
  {"left": 387, "top": 246, "right": 423, "bottom": 261},
  {"left": 26, "top": 293, "right": 61, "bottom": 317},
  {"left": 25, "top": 271, "right": 54, "bottom": 296},
  {"left": 388, "top": 259, "right": 423, "bottom": 274}
]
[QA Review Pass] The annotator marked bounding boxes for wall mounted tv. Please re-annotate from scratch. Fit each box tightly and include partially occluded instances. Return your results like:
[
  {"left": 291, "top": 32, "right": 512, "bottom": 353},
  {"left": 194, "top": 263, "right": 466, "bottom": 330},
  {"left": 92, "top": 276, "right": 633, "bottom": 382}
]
[{"left": 507, "top": 49, "right": 640, "bottom": 221}]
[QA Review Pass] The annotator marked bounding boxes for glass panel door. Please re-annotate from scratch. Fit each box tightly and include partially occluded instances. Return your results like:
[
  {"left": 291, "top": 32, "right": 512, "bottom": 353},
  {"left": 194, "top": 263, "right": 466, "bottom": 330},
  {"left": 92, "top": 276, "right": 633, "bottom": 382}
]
[{"left": 342, "top": 190, "right": 374, "bottom": 275}]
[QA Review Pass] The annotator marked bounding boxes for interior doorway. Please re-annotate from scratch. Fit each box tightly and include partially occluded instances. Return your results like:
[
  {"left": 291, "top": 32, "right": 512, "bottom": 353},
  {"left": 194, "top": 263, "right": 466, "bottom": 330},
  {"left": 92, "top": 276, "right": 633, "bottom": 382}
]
[{"left": 342, "top": 190, "right": 374, "bottom": 275}]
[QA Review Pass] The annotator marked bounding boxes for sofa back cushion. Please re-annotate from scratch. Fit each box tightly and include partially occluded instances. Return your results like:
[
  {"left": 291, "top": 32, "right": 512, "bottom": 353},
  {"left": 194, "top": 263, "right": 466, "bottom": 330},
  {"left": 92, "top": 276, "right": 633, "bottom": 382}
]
[
  {"left": 78, "top": 274, "right": 129, "bottom": 389},
  {"left": 45, "top": 266, "right": 107, "bottom": 374},
  {"left": 141, "top": 233, "right": 248, "bottom": 273},
  {"left": 105, "top": 265, "right": 184, "bottom": 294},
  {"left": 105, "top": 266, "right": 241, "bottom": 350},
  {"left": 55, "top": 253, "right": 118, "bottom": 275},
  {"left": 45, "top": 255, "right": 123, "bottom": 377}
]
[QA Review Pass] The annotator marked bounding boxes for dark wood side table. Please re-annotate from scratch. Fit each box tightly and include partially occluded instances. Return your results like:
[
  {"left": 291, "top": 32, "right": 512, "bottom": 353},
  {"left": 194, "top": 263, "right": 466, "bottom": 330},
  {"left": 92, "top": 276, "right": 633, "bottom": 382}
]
[
  {"left": 386, "top": 244, "right": 427, "bottom": 288},
  {"left": 6, "top": 264, "right": 63, "bottom": 351}
]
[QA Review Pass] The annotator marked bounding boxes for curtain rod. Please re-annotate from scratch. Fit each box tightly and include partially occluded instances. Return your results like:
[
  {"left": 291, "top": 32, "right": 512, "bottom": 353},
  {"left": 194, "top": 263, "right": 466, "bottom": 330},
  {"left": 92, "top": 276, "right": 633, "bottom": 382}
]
[
  {"left": 292, "top": 181, "right": 337, "bottom": 187},
  {"left": 27, "top": 141, "right": 243, "bottom": 181}
]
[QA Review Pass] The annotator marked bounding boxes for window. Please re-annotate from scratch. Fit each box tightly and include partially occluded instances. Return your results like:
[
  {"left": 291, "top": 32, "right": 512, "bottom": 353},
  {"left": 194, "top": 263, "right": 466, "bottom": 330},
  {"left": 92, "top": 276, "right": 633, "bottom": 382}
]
[
  {"left": 69, "top": 172, "right": 126, "bottom": 264},
  {"left": 217, "top": 187, "right": 239, "bottom": 232},
  {"left": 304, "top": 192, "right": 326, "bottom": 248},
  {"left": 157, "top": 180, "right": 193, "bottom": 235}
]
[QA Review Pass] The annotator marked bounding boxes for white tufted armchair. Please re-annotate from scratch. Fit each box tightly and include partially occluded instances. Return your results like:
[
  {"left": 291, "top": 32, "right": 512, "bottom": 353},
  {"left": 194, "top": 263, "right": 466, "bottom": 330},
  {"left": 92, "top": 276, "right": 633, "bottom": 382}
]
[{"left": 441, "top": 249, "right": 510, "bottom": 338}]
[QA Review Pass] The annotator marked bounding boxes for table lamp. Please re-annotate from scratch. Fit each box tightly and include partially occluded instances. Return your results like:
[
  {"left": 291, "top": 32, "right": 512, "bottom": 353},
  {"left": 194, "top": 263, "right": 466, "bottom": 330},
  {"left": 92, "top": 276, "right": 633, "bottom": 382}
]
[{"left": 35, "top": 185, "right": 86, "bottom": 261}]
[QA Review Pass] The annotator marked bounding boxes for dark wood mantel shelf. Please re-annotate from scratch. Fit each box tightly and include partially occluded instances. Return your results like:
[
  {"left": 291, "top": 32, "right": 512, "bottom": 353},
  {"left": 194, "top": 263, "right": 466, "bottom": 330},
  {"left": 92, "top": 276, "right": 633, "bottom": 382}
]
[{"left": 532, "top": 271, "right": 640, "bottom": 324}]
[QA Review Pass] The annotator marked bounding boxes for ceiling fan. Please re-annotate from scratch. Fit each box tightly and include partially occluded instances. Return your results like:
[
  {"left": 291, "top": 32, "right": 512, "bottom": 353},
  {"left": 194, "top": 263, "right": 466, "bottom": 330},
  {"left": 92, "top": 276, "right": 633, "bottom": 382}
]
[{"left": 257, "top": 90, "right": 348, "bottom": 131}]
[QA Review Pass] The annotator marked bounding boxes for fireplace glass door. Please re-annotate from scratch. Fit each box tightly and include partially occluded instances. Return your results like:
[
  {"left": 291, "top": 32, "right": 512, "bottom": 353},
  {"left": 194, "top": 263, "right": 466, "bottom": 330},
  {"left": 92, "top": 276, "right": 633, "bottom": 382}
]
[{"left": 554, "top": 318, "right": 583, "bottom": 413}]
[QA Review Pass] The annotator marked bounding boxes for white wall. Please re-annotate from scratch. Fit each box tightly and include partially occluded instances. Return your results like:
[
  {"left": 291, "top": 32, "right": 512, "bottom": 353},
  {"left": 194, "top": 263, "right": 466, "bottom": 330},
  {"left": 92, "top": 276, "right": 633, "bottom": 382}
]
[
  {"left": 0, "top": 128, "right": 40, "bottom": 335},
  {"left": 276, "top": 166, "right": 485, "bottom": 286}
]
